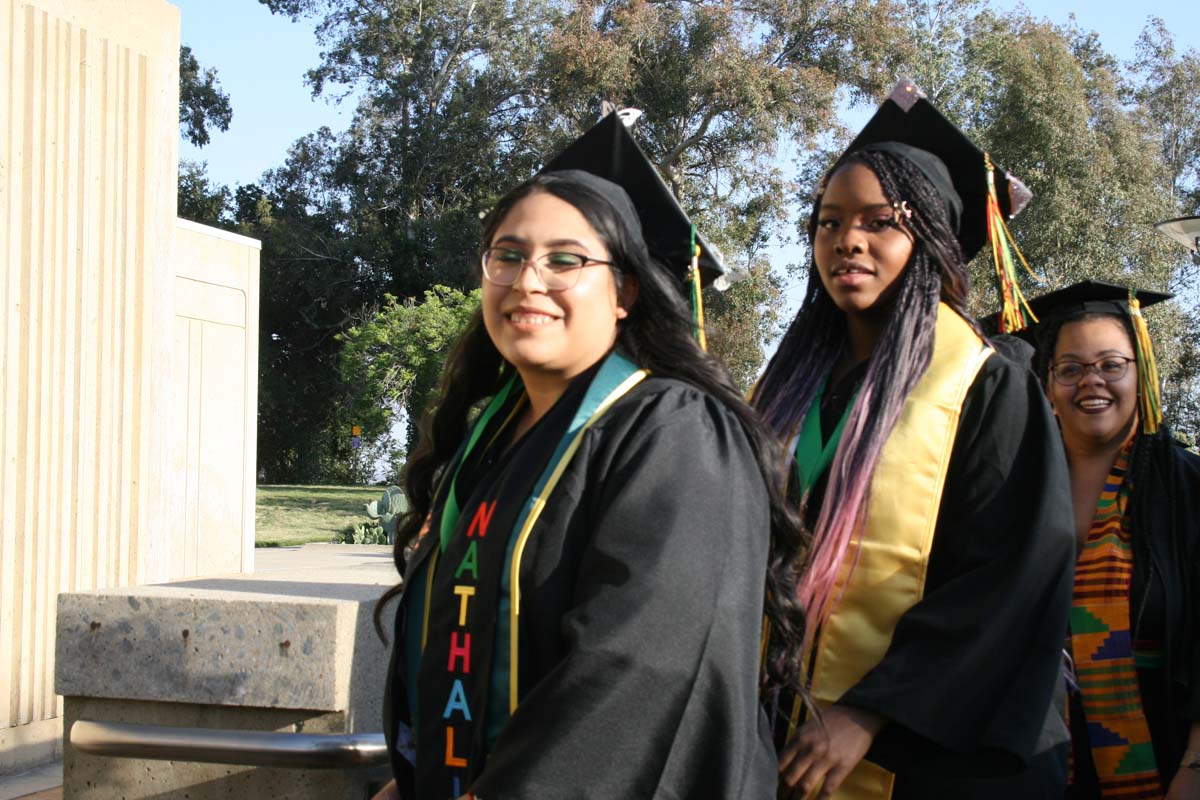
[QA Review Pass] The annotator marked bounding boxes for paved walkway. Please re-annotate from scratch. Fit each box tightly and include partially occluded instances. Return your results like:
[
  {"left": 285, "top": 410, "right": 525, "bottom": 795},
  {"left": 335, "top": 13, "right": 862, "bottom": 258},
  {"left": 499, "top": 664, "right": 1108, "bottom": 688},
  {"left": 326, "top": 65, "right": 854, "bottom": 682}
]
[
  {"left": 0, "top": 762, "right": 61, "bottom": 800},
  {"left": 0, "top": 544, "right": 394, "bottom": 800}
]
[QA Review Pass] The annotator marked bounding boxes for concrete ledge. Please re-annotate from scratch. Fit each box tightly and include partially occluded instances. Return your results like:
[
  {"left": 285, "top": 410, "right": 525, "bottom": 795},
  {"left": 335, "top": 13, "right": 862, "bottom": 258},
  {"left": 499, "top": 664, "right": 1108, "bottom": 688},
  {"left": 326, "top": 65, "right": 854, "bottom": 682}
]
[{"left": 54, "top": 545, "right": 398, "bottom": 799}]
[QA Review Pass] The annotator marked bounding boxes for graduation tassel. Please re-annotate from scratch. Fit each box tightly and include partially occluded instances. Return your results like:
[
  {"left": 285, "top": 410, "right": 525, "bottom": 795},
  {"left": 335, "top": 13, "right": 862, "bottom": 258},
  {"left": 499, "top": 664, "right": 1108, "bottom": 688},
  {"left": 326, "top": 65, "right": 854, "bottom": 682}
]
[
  {"left": 1128, "top": 290, "right": 1163, "bottom": 435},
  {"left": 985, "top": 154, "right": 1041, "bottom": 333},
  {"left": 688, "top": 225, "right": 708, "bottom": 351}
]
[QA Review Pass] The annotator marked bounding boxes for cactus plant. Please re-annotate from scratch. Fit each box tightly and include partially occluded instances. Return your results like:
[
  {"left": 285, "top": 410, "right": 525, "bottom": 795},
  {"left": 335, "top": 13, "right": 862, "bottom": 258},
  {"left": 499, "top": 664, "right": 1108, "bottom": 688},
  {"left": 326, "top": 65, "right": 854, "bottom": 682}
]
[{"left": 365, "top": 485, "right": 407, "bottom": 544}]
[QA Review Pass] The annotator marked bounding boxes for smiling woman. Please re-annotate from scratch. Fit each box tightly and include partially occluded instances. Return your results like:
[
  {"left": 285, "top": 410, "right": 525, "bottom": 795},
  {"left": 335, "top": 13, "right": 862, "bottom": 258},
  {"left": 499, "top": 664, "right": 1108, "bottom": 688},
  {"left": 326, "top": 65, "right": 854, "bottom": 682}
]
[
  {"left": 479, "top": 190, "right": 631, "bottom": 421},
  {"left": 1021, "top": 280, "right": 1200, "bottom": 800},
  {"left": 370, "top": 117, "right": 807, "bottom": 800}
]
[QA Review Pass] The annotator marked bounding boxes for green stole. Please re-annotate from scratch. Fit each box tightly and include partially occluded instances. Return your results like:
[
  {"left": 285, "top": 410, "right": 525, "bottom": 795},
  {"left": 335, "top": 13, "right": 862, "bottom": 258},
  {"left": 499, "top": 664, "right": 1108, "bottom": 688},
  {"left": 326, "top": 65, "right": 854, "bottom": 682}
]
[
  {"left": 400, "top": 351, "right": 647, "bottom": 789},
  {"left": 793, "top": 376, "right": 857, "bottom": 497}
]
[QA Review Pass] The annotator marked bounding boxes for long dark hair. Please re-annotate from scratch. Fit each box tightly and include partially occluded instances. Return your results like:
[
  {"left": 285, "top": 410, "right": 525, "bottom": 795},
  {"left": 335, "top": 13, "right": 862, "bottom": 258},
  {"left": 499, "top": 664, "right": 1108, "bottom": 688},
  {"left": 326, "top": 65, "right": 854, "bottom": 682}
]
[
  {"left": 752, "top": 148, "right": 977, "bottom": 644},
  {"left": 376, "top": 171, "right": 809, "bottom": 690}
]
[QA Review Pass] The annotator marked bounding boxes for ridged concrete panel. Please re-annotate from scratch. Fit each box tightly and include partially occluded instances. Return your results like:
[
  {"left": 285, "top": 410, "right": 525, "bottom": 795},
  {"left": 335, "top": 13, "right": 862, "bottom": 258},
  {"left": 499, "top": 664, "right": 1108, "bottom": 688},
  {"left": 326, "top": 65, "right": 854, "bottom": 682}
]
[{"left": 0, "top": 0, "right": 179, "bottom": 770}]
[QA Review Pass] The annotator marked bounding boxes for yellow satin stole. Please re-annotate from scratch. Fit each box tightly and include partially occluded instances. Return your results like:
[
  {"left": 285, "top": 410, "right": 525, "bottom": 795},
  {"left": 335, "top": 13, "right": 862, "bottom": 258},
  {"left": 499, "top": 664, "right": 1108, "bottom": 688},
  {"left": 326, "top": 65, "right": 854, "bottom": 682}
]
[{"left": 806, "top": 304, "right": 993, "bottom": 799}]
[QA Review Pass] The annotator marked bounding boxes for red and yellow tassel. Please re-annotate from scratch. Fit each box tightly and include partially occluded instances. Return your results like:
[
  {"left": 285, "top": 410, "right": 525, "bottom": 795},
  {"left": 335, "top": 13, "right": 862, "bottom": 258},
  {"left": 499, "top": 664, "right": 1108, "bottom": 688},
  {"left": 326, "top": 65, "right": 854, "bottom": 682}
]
[
  {"left": 1128, "top": 290, "right": 1162, "bottom": 434},
  {"left": 689, "top": 225, "right": 707, "bottom": 351},
  {"left": 985, "top": 154, "right": 1041, "bottom": 333}
]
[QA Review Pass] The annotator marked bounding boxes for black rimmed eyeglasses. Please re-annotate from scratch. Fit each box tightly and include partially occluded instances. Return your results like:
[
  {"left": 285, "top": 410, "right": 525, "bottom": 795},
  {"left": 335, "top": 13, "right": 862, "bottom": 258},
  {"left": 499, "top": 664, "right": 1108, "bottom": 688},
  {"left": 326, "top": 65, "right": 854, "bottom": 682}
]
[
  {"left": 481, "top": 247, "right": 616, "bottom": 291},
  {"left": 1049, "top": 356, "right": 1135, "bottom": 386}
]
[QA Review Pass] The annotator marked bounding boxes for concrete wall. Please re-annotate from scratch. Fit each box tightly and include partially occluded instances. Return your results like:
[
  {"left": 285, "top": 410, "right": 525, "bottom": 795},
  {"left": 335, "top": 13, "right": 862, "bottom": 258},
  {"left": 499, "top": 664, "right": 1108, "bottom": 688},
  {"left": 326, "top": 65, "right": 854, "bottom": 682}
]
[
  {"left": 0, "top": 0, "right": 180, "bottom": 773},
  {"left": 172, "top": 219, "right": 260, "bottom": 578}
]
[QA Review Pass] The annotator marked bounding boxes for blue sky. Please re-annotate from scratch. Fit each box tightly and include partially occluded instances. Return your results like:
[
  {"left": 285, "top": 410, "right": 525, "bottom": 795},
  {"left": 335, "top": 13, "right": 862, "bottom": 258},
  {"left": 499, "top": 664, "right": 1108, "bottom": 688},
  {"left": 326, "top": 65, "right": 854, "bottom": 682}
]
[
  {"left": 176, "top": 0, "right": 1200, "bottom": 189},
  {"left": 175, "top": 0, "right": 1199, "bottom": 339}
]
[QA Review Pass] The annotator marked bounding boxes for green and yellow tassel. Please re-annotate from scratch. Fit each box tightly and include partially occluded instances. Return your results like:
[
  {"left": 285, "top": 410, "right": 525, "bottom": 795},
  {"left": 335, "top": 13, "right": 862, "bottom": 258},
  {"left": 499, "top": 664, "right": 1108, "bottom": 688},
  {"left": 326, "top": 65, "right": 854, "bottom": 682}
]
[
  {"left": 985, "top": 154, "right": 1041, "bottom": 333},
  {"left": 1128, "top": 290, "right": 1162, "bottom": 434},
  {"left": 689, "top": 225, "right": 707, "bottom": 351}
]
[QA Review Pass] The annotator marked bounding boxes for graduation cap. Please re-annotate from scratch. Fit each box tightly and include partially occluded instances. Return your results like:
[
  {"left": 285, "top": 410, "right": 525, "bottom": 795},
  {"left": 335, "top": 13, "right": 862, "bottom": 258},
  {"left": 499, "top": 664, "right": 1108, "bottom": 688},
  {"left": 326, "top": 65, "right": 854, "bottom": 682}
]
[
  {"left": 833, "top": 79, "right": 1040, "bottom": 333},
  {"left": 997, "top": 280, "right": 1174, "bottom": 434},
  {"left": 544, "top": 110, "right": 724, "bottom": 347}
]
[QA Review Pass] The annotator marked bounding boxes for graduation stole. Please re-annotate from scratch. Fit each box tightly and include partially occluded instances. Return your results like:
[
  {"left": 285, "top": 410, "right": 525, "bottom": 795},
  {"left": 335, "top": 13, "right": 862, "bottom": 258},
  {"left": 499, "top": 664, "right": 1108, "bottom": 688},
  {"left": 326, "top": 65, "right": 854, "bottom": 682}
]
[
  {"left": 1068, "top": 440, "right": 1162, "bottom": 798},
  {"left": 792, "top": 376, "right": 857, "bottom": 498},
  {"left": 411, "top": 352, "right": 647, "bottom": 798},
  {"left": 791, "top": 304, "right": 992, "bottom": 800}
]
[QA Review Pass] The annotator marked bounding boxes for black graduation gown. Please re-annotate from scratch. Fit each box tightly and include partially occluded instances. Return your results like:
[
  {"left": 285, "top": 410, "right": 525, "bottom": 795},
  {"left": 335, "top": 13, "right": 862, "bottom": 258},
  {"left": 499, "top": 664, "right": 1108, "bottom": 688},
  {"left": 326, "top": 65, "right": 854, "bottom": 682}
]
[
  {"left": 383, "top": 377, "right": 777, "bottom": 799},
  {"left": 1133, "top": 433, "right": 1200, "bottom": 777},
  {"left": 804, "top": 337, "right": 1077, "bottom": 798},
  {"left": 1067, "top": 431, "right": 1200, "bottom": 796}
]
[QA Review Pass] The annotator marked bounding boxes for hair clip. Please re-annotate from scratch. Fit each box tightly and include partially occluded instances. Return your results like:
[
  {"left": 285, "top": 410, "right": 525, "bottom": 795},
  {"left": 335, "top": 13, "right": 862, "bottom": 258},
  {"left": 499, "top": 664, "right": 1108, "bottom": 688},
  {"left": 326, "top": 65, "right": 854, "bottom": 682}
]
[{"left": 892, "top": 200, "right": 913, "bottom": 221}]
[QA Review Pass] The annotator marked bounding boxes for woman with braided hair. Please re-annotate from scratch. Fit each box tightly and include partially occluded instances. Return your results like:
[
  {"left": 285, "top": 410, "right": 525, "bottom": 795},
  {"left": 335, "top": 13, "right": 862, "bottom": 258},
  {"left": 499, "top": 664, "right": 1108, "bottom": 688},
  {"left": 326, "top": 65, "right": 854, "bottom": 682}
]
[{"left": 753, "top": 81, "right": 1076, "bottom": 798}]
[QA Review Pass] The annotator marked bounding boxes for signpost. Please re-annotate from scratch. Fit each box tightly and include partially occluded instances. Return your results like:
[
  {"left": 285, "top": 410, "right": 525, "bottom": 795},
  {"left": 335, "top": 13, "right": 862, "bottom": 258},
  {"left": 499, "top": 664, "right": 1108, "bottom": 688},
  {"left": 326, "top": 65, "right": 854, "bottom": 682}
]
[{"left": 350, "top": 425, "right": 362, "bottom": 482}]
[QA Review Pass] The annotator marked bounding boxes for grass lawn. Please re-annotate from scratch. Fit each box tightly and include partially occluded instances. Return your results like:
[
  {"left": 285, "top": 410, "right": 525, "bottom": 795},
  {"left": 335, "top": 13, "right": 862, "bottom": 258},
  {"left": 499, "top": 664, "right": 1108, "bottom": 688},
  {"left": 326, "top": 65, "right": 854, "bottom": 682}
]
[{"left": 256, "top": 484, "right": 387, "bottom": 547}]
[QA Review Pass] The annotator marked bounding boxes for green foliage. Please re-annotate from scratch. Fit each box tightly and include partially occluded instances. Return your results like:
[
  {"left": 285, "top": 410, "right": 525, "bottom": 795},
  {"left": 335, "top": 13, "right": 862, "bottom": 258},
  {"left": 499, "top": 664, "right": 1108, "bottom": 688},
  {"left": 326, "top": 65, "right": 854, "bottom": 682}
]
[
  {"left": 179, "top": 45, "right": 233, "bottom": 147},
  {"left": 256, "top": 484, "right": 384, "bottom": 546},
  {"left": 365, "top": 485, "right": 408, "bottom": 543},
  {"left": 704, "top": 264, "right": 785, "bottom": 393},
  {"left": 339, "top": 286, "right": 481, "bottom": 454},
  {"left": 331, "top": 521, "right": 388, "bottom": 545},
  {"left": 241, "top": 0, "right": 1200, "bottom": 471},
  {"left": 880, "top": 9, "right": 1200, "bottom": 437},
  {"left": 178, "top": 160, "right": 233, "bottom": 227},
  {"left": 1130, "top": 18, "right": 1200, "bottom": 206},
  {"left": 245, "top": 0, "right": 925, "bottom": 480}
]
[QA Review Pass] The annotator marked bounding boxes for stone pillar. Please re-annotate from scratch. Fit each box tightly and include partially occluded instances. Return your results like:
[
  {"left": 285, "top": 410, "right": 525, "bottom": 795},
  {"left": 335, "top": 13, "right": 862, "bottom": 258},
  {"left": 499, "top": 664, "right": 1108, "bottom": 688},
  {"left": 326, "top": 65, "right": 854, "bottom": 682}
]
[{"left": 0, "top": 0, "right": 180, "bottom": 774}]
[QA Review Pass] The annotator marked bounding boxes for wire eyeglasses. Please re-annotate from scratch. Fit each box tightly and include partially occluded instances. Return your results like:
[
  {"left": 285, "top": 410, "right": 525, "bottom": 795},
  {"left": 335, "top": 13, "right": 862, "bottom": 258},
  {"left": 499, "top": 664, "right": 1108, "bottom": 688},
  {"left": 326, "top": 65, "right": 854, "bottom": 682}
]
[{"left": 481, "top": 247, "right": 615, "bottom": 291}]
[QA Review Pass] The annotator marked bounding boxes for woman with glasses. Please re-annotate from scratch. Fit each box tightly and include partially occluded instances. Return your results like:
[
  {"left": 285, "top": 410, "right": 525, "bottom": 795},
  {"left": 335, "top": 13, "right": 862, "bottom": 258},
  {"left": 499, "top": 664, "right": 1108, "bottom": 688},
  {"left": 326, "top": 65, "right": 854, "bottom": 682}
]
[
  {"left": 371, "top": 114, "right": 806, "bottom": 800},
  {"left": 1021, "top": 280, "right": 1200, "bottom": 800}
]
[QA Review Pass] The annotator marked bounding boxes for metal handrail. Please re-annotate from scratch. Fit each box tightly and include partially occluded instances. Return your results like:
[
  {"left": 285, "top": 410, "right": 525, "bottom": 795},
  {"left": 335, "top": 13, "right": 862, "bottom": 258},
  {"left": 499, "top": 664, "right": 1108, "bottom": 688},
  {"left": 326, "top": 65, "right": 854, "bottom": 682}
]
[{"left": 70, "top": 720, "right": 389, "bottom": 769}]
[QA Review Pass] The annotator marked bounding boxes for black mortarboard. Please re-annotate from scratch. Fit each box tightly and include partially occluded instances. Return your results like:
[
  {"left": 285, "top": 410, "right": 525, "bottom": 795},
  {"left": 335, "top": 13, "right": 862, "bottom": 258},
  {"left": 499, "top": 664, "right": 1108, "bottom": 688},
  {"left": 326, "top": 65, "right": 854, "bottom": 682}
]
[
  {"left": 984, "top": 279, "right": 1172, "bottom": 341},
  {"left": 1014, "top": 280, "right": 1172, "bottom": 332},
  {"left": 991, "top": 279, "right": 1174, "bottom": 433},
  {"left": 543, "top": 112, "right": 726, "bottom": 287},
  {"left": 829, "top": 80, "right": 1039, "bottom": 332},
  {"left": 839, "top": 79, "right": 1033, "bottom": 263}
]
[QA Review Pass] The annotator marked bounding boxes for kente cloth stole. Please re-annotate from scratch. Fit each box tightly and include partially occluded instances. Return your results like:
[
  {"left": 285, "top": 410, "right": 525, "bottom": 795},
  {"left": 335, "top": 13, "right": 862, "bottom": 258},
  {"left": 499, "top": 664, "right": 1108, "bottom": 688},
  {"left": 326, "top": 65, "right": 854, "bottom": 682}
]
[
  {"left": 1069, "top": 441, "right": 1162, "bottom": 799},
  {"left": 409, "top": 353, "right": 646, "bottom": 798},
  {"left": 788, "top": 304, "right": 992, "bottom": 800}
]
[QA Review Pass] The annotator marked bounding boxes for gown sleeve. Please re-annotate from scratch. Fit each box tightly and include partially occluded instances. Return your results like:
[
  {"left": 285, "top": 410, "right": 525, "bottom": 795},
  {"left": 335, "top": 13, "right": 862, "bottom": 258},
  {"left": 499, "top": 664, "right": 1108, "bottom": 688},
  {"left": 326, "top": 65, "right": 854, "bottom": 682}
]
[
  {"left": 838, "top": 348, "right": 1077, "bottom": 771},
  {"left": 469, "top": 387, "right": 776, "bottom": 800},
  {"left": 1165, "top": 441, "right": 1200, "bottom": 722}
]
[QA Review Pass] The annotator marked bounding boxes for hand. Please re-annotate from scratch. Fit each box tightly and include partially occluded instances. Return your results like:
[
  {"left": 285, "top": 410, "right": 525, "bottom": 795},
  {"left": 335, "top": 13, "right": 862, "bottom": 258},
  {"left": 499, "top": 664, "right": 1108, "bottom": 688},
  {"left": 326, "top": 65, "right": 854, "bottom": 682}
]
[
  {"left": 371, "top": 779, "right": 400, "bottom": 800},
  {"left": 1166, "top": 765, "right": 1200, "bottom": 800},
  {"left": 778, "top": 705, "right": 885, "bottom": 799}
]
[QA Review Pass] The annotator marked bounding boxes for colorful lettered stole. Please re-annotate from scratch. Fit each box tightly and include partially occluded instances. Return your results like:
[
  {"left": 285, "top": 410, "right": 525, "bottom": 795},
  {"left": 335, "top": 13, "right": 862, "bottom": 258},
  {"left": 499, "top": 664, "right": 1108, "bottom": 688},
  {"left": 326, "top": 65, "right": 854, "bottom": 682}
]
[
  {"left": 1069, "top": 441, "right": 1163, "bottom": 798},
  {"left": 400, "top": 352, "right": 646, "bottom": 799}
]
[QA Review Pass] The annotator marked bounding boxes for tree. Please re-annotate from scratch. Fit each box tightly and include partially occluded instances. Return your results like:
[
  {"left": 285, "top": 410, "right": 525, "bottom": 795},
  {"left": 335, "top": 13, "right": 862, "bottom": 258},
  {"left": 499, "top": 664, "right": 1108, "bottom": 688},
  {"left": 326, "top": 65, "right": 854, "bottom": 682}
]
[
  {"left": 249, "top": 0, "right": 956, "bottom": 472},
  {"left": 179, "top": 45, "right": 233, "bottom": 147},
  {"left": 339, "top": 287, "right": 482, "bottom": 460},
  {"left": 177, "top": 159, "right": 232, "bottom": 227},
  {"left": 177, "top": 47, "right": 234, "bottom": 226},
  {"left": 1130, "top": 18, "right": 1200, "bottom": 209},
  {"left": 921, "top": 11, "right": 1199, "bottom": 436},
  {"left": 241, "top": 129, "right": 375, "bottom": 483}
]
